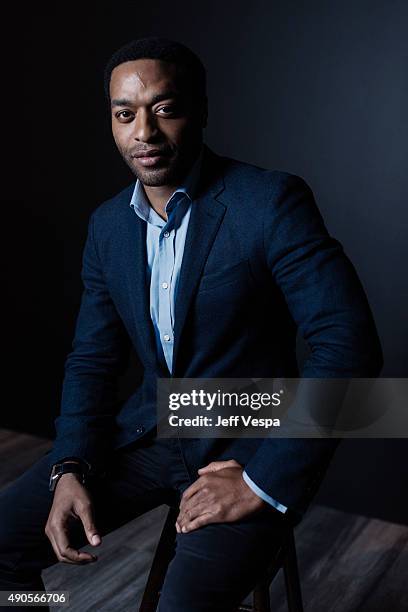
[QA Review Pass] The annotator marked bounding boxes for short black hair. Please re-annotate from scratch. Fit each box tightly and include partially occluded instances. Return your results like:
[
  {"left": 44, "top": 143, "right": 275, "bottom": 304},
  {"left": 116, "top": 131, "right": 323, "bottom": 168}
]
[{"left": 103, "top": 36, "right": 207, "bottom": 102}]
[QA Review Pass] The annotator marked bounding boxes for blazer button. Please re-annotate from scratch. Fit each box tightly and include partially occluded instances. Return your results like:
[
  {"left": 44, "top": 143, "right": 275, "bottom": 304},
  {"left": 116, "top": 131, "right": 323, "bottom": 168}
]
[{"left": 136, "top": 426, "right": 145, "bottom": 434}]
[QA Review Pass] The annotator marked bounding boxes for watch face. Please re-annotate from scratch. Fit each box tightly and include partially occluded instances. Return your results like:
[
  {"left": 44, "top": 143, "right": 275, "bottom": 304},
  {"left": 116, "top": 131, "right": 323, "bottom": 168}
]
[
  {"left": 50, "top": 464, "right": 62, "bottom": 477},
  {"left": 49, "top": 466, "right": 60, "bottom": 491}
]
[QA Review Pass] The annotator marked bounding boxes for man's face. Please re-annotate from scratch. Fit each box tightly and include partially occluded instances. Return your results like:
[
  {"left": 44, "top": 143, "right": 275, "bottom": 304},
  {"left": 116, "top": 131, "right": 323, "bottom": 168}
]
[{"left": 110, "top": 59, "right": 206, "bottom": 186}]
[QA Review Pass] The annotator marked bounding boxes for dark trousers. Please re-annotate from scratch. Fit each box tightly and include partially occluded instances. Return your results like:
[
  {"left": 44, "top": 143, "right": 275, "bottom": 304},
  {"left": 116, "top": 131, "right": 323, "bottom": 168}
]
[{"left": 0, "top": 433, "right": 285, "bottom": 611}]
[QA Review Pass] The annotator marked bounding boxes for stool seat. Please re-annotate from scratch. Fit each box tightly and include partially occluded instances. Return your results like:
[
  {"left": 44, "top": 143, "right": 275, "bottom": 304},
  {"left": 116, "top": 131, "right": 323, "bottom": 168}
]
[{"left": 140, "top": 506, "right": 304, "bottom": 612}]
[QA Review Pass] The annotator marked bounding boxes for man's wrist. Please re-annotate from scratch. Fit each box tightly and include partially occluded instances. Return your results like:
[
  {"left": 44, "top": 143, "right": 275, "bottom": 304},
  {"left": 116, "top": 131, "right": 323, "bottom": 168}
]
[
  {"left": 54, "top": 471, "right": 83, "bottom": 489},
  {"left": 49, "top": 460, "right": 89, "bottom": 492},
  {"left": 241, "top": 473, "right": 266, "bottom": 510},
  {"left": 242, "top": 470, "right": 288, "bottom": 514},
  {"left": 50, "top": 457, "right": 91, "bottom": 477}
]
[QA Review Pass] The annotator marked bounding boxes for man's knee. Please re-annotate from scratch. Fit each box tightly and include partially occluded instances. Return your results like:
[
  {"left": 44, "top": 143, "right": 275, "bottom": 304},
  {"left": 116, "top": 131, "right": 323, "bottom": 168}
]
[{"left": 156, "top": 513, "right": 283, "bottom": 611}]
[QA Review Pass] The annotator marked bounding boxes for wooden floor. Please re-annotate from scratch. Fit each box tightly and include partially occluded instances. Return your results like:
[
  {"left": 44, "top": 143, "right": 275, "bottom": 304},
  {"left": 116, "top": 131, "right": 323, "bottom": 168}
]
[{"left": 1, "top": 429, "right": 407, "bottom": 612}]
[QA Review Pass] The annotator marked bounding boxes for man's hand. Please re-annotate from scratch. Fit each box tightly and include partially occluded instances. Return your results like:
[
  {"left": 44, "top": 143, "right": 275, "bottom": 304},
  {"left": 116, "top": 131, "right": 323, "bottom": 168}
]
[
  {"left": 45, "top": 474, "right": 101, "bottom": 564},
  {"left": 176, "top": 459, "right": 266, "bottom": 533}
]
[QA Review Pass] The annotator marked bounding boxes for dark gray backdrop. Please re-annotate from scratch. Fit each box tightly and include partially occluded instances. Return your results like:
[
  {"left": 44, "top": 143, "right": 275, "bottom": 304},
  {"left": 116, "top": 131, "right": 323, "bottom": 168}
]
[{"left": 3, "top": 1, "right": 407, "bottom": 523}]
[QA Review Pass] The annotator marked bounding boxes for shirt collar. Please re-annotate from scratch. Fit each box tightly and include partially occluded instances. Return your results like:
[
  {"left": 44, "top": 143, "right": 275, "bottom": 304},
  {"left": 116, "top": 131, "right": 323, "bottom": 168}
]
[{"left": 129, "top": 145, "right": 204, "bottom": 225}]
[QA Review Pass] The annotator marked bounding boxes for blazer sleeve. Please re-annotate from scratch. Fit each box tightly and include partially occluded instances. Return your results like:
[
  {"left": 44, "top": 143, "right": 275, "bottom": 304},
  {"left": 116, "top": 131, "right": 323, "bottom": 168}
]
[
  {"left": 243, "top": 174, "right": 383, "bottom": 517},
  {"left": 48, "top": 212, "right": 132, "bottom": 471}
]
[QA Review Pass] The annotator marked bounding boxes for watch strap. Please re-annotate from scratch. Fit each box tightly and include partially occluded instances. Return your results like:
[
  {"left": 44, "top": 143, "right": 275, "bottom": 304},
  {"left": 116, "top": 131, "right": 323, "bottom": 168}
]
[{"left": 49, "top": 462, "right": 87, "bottom": 492}]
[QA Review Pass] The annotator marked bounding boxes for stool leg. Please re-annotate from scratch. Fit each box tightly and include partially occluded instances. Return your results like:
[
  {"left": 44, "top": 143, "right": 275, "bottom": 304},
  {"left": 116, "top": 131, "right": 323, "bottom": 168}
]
[
  {"left": 253, "top": 579, "right": 271, "bottom": 612},
  {"left": 282, "top": 529, "right": 304, "bottom": 612},
  {"left": 139, "top": 507, "right": 178, "bottom": 612}
]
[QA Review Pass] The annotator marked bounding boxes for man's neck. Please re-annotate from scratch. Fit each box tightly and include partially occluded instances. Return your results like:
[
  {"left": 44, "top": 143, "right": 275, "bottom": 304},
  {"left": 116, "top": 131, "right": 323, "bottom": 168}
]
[
  {"left": 144, "top": 184, "right": 179, "bottom": 221},
  {"left": 142, "top": 146, "right": 203, "bottom": 221}
]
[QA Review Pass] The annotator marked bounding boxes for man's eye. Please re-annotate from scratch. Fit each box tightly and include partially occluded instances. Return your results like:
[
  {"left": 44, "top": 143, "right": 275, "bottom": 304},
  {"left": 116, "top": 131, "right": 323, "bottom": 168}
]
[
  {"left": 116, "top": 110, "right": 133, "bottom": 121},
  {"left": 157, "top": 105, "right": 176, "bottom": 115}
]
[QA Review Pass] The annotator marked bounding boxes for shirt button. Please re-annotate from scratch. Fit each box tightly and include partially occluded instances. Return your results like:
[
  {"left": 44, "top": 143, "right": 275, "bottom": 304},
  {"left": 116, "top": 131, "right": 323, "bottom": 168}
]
[
  {"left": 162, "top": 282, "right": 169, "bottom": 289},
  {"left": 163, "top": 334, "right": 171, "bottom": 342},
  {"left": 163, "top": 231, "right": 170, "bottom": 238},
  {"left": 135, "top": 426, "right": 145, "bottom": 434}
]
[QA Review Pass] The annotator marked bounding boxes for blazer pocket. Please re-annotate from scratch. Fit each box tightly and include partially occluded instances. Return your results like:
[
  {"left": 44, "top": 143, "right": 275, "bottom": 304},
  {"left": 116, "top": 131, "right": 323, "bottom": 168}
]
[{"left": 198, "top": 259, "right": 251, "bottom": 292}]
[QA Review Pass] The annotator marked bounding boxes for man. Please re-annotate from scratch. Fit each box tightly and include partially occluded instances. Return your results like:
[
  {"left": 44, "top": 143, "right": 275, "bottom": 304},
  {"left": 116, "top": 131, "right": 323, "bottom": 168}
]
[{"left": 0, "top": 37, "right": 382, "bottom": 610}]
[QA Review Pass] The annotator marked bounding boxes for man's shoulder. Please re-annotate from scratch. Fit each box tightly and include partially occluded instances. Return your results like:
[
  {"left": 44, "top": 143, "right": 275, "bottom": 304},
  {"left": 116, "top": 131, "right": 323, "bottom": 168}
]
[{"left": 212, "top": 149, "right": 310, "bottom": 198}]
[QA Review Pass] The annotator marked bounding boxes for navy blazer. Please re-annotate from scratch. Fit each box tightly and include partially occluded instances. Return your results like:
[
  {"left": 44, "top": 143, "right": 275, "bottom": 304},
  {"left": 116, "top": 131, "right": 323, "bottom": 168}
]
[{"left": 49, "top": 145, "right": 383, "bottom": 519}]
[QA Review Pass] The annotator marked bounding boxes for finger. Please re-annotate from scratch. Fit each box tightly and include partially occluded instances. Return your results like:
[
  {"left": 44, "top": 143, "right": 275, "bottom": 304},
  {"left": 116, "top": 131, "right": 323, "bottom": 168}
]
[
  {"left": 180, "top": 512, "right": 214, "bottom": 533},
  {"left": 197, "top": 460, "right": 241, "bottom": 474},
  {"left": 62, "top": 545, "right": 97, "bottom": 564},
  {"left": 177, "top": 502, "right": 209, "bottom": 530},
  {"left": 45, "top": 527, "right": 64, "bottom": 562},
  {"left": 76, "top": 502, "right": 101, "bottom": 547},
  {"left": 52, "top": 524, "right": 96, "bottom": 564},
  {"left": 179, "top": 486, "right": 207, "bottom": 512},
  {"left": 180, "top": 477, "right": 206, "bottom": 504}
]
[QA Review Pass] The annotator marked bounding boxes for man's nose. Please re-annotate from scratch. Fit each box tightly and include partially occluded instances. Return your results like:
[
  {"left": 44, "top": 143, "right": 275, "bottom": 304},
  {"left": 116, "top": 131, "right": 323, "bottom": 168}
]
[{"left": 133, "top": 109, "right": 159, "bottom": 142}]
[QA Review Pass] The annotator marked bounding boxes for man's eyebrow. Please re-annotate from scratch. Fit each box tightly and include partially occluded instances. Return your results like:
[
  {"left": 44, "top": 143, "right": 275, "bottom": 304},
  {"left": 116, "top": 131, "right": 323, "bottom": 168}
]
[
  {"left": 111, "top": 91, "right": 180, "bottom": 108},
  {"left": 151, "top": 91, "right": 181, "bottom": 104},
  {"left": 111, "top": 98, "right": 134, "bottom": 107}
]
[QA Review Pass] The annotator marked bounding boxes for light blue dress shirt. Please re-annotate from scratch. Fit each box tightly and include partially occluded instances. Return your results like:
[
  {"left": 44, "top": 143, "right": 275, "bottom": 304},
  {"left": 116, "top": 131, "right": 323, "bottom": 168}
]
[{"left": 129, "top": 150, "right": 287, "bottom": 515}]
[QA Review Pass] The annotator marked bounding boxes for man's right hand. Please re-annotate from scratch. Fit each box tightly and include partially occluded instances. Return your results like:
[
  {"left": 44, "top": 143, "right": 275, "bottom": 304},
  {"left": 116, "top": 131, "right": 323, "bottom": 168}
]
[{"left": 45, "top": 473, "right": 101, "bottom": 564}]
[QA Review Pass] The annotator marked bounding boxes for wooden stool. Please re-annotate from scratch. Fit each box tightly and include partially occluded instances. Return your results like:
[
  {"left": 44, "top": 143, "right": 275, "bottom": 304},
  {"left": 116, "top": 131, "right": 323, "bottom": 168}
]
[{"left": 140, "top": 506, "right": 304, "bottom": 612}]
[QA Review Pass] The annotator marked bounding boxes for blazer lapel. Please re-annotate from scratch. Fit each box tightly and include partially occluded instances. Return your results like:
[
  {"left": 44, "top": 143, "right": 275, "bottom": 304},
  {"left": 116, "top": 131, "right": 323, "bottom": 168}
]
[
  {"left": 172, "top": 149, "right": 226, "bottom": 376},
  {"left": 122, "top": 207, "right": 158, "bottom": 367}
]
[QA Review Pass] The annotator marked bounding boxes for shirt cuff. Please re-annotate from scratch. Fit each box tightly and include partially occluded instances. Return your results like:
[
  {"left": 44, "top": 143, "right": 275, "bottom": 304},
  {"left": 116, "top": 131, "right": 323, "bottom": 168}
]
[{"left": 243, "top": 470, "right": 288, "bottom": 514}]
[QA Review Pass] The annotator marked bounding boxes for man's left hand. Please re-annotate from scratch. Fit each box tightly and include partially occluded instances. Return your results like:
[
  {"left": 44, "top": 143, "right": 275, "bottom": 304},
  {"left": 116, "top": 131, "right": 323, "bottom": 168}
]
[{"left": 176, "top": 459, "right": 266, "bottom": 533}]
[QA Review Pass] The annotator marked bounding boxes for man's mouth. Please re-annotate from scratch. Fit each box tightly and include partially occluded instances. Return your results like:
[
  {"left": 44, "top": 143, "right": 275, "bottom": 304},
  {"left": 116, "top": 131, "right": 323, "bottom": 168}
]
[{"left": 131, "top": 149, "right": 171, "bottom": 167}]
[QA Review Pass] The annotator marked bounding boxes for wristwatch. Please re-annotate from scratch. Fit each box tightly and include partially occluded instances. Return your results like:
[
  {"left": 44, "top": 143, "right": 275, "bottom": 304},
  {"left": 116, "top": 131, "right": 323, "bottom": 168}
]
[{"left": 49, "top": 461, "right": 88, "bottom": 492}]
